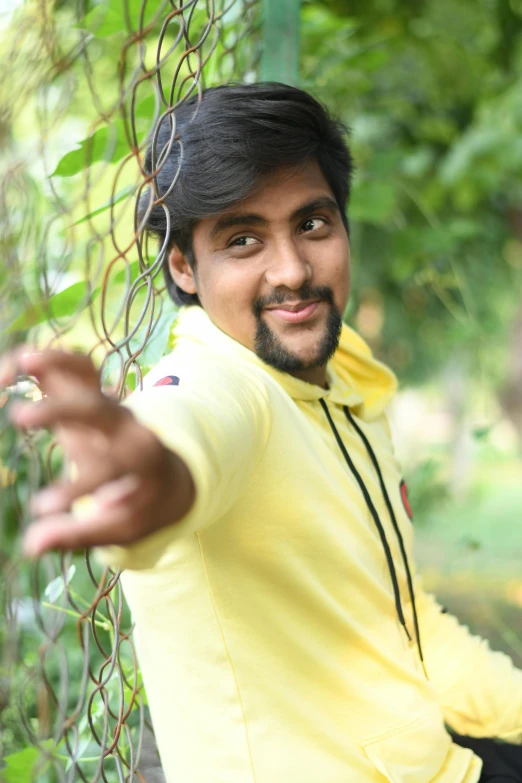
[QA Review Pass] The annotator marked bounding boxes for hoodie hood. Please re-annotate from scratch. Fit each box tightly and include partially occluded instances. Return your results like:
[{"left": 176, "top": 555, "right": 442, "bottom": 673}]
[{"left": 170, "top": 306, "right": 397, "bottom": 421}]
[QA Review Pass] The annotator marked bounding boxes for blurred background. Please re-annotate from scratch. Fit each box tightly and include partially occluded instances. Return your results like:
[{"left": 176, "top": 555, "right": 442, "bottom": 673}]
[
  {"left": 1, "top": 0, "right": 521, "bottom": 779},
  {"left": 299, "top": 0, "right": 522, "bottom": 668}
]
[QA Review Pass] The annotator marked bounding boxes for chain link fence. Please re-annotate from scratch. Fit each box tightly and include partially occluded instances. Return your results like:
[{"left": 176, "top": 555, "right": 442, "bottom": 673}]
[{"left": 0, "top": 0, "right": 261, "bottom": 779}]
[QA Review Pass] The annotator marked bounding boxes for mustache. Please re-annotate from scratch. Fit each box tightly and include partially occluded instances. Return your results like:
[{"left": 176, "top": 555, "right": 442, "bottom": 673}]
[{"left": 253, "top": 285, "right": 335, "bottom": 318}]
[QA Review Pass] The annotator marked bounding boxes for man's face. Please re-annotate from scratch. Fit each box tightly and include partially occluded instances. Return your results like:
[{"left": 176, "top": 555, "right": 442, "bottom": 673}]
[{"left": 172, "top": 160, "right": 351, "bottom": 387}]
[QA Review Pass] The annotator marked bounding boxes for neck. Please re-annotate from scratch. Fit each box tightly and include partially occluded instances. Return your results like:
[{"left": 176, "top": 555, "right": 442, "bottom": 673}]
[{"left": 288, "top": 365, "right": 328, "bottom": 389}]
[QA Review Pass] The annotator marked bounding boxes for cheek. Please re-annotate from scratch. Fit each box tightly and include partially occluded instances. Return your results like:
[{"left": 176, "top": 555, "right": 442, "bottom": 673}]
[
  {"left": 200, "top": 265, "right": 261, "bottom": 350},
  {"left": 342, "top": 249, "right": 351, "bottom": 292},
  {"left": 197, "top": 262, "right": 260, "bottom": 321},
  {"left": 320, "top": 236, "right": 351, "bottom": 304}
]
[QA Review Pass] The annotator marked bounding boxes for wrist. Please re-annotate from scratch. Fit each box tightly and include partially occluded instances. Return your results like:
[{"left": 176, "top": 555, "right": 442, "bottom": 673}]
[{"left": 164, "top": 448, "right": 196, "bottom": 524}]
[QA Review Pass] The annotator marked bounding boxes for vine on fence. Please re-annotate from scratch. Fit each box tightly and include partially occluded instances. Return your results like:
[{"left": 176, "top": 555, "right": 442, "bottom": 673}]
[{"left": 0, "top": 1, "right": 260, "bottom": 780}]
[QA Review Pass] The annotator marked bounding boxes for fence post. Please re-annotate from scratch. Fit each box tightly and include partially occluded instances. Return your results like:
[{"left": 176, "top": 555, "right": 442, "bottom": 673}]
[{"left": 261, "top": 0, "right": 301, "bottom": 85}]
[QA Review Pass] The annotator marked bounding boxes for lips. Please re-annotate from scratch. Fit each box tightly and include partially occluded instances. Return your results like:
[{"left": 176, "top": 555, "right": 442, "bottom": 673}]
[{"left": 264, "top": 300, "right": 321, "bottom": 324}]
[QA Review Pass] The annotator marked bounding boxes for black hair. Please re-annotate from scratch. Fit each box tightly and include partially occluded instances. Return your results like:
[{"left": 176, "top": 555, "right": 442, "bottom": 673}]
[{"left": 140, "top": 82, "right": 353, "bottom": 306}]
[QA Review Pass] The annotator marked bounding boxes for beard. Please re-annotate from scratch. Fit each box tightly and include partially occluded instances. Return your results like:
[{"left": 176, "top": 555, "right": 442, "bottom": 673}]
[{"left": 252, "top": 285, "right": 343, "bottom": 376}]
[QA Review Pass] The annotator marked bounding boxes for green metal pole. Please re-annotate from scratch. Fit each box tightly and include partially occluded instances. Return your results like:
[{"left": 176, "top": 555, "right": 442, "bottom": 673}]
[{"left": 261, "top": 0, "right": 301, "bottom": 86}]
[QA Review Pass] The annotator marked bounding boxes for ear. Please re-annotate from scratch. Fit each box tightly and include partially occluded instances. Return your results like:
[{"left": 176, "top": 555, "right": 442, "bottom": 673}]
[{"left": 168, "top": 245, "right": 198, "bottom": 295}]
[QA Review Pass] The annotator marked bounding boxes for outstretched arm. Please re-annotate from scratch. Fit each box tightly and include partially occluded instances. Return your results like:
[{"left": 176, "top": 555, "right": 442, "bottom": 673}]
[
  {"left": 1, "top": 349, "right": 195, "bottom": 558},
  {"left": 2, "top": 347, "right": 270, "bottom": 567}
]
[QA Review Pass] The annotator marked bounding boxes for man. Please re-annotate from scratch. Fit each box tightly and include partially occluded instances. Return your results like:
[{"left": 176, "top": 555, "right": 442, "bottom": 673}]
[{"left": 2, "top": 83, "right": 522, "bottom": 782}]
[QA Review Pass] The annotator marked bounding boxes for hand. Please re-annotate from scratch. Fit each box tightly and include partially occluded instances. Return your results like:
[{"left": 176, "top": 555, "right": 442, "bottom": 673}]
[{"left": 0, "top": 349, "right": 195, "bottom": 558}]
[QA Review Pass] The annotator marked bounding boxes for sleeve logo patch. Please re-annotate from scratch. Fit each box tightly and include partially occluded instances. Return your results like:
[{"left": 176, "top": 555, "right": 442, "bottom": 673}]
[
  {"left": 400, "top": 480, "right": 413, "bottom": 520},
  {"left": 153, "top": 375, "right": 180, "bottom": 387}
]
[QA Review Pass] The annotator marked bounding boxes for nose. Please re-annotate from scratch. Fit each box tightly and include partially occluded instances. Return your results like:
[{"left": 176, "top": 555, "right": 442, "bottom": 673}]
[{"left": 264, "top": 238, "right": 312, "bottom": 291}]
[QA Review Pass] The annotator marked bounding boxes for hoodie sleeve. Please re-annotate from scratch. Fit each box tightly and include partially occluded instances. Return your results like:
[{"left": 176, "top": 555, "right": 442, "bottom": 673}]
[
  {"left": 416, "top": 579, "right": 522, "bottom": 742},
  {"left": 93, "top": 365, "right": 271, "bottom": 571}
]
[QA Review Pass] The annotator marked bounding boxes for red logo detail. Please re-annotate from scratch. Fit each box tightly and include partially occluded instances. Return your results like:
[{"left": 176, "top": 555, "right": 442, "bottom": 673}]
[
  {"left": 400, "top": 480, "right": 413, "bottom": 520},
  {"left": 153, "top": 375, "right": 180, "bottom": 387}
]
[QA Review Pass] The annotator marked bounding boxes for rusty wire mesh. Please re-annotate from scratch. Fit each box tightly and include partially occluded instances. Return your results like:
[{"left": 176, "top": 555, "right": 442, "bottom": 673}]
[{"left": 0, "top": 0, "right": 260, "bottom": 779}]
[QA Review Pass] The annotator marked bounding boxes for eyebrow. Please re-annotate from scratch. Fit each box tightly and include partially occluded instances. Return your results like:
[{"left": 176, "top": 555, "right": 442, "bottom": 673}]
[
  {"left": 291, "top": 196, "right": 340, "bottom": 223},
  {"left": 209, "top": 195, "right": 341, "bottom": 239}
]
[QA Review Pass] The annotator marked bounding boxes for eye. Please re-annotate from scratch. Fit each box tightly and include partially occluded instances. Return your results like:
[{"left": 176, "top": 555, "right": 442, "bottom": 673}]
[
  {"left": 300, "top": 217, "right": 327, "bottom": 233},
  {"left": 230, "top": 236, "right": 259, "bottom": 247}
]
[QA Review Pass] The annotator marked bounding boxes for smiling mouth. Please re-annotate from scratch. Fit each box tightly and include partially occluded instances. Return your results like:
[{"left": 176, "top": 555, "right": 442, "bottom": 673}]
[{"left": 264, "top": 300, "right": 321, "bottom": 324}]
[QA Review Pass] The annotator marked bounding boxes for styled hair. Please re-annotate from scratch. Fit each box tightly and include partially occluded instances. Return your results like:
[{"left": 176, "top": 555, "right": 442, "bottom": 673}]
[{"left": 141, "top": 82, "right": 353, "bottom": 306}]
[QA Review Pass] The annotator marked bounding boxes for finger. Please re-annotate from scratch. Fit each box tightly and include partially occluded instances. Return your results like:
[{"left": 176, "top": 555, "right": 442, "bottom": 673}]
[
  {"left": 10, "top": 393, "right": 125, "bottom": 432},
  {"left": 19, "top": 350, "right": 100, "bottom": 395},
  {"left": 0, "top": 348, "right": 99, "bottom": 396},
  {"left": 0, "top": 345, "right": 38, "bottom": 387},
  {"left": 31, "top": 474, "right": 141, "bottom": 518},
  {"left": 91, "top": 474, "right": 142, "bottom": 508},
  {"left": 22, "top": 503, "right": 138, "bottom": 558}
]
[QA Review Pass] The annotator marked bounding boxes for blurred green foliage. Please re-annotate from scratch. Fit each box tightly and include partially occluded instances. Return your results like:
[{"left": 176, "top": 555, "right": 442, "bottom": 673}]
[{"left": 302, "top": 0, "right": 522, "bottom": 387}]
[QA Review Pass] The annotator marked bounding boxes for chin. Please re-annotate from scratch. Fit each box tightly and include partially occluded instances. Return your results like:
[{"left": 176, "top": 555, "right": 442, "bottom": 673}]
[
  {"left": 254, "top": 310, "right": 342, "bottom": 375},
  {"left": 282, "top": 347, "right": 326, "bottom": 371},
  {"left": 285, "top": 338, "right": 324, "bottom": 362}
]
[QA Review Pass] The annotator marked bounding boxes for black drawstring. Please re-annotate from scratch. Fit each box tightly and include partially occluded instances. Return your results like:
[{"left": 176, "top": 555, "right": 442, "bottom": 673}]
[
  {"left": 342, "top": 406, "right": 425, "bottom": 672},
  {"left": 319, "top": 399, "right": 411, "bottom": 640}
]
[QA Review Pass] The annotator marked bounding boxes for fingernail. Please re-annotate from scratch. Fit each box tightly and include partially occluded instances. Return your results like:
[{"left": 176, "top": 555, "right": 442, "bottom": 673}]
[{"left": 20, "top": 352, "right": 41, "bottom": 368}]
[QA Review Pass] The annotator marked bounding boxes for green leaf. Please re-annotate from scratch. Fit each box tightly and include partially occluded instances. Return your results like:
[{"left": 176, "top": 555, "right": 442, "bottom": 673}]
[
  {"left": 111, "top": 259, "right": 140, "bottom": 286},
  {"left": 72, "top": 185, "right": 135, "bottom": 225},
  {"left": 1, "top": 747, "right": 40, "bottom": 782},
  {"left": 7, "top": 260, "right": 146, "bottom": 334},
  {"left": 7, "top": 282, "right": 99, "bottom": 333},
  {"left": 52, "top": 96, "right": 155, "bottom": 178},
  {"left": 134, "top": 94, "right": 157, "bottom": 120},
  {"left": 44, "top": 564, "right": 76, "bottom": 603},
  {"left": 130, "top": 307, "right": 177, "bottom": 369},
  {"left": 52, "top": 123, "right": 129, "bottom": 177},
  {"left": 1, "top": 741, "right": 56, "bottom": 782}
]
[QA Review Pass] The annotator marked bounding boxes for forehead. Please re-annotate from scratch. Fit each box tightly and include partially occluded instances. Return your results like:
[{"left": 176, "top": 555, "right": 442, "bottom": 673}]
[
  {"left": 198, "top": 158, "right": 336, "bottom": 237},
  {"left": 235, "top": 159, "right": 334, "bottom": 214}
]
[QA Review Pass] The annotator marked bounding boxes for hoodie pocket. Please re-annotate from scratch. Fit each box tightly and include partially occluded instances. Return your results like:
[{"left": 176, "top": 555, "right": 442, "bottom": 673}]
[{"left": 361, "top": 708, "right": 452, "bottom": 783}]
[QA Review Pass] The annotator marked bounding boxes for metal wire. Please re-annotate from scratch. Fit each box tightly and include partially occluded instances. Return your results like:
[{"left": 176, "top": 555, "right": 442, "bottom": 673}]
[{"left": 0, "top": 1, "right": 260, "bottom": 779}]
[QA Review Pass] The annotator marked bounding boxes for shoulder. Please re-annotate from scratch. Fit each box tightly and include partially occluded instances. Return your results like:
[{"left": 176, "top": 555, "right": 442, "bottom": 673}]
[{"left": 137, "top": 340, "right": 272, "bottom": 416}]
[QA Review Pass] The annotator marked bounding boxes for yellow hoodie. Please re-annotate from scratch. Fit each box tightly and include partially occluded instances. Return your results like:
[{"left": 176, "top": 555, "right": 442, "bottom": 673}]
[{"left": 97, "top": 306, "right": 522, "bottom": 783}]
